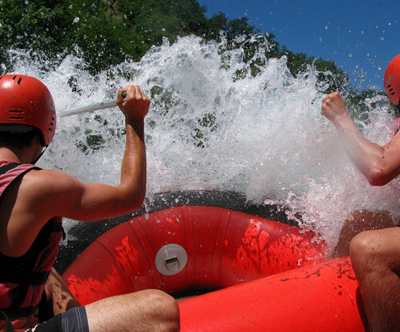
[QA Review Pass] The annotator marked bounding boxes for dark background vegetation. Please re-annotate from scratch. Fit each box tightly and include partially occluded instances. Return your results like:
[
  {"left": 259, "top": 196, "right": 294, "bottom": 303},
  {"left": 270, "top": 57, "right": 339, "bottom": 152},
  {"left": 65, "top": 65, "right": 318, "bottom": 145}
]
[{"left": 0, "top": 0, "right": 390, "bottom": 119}]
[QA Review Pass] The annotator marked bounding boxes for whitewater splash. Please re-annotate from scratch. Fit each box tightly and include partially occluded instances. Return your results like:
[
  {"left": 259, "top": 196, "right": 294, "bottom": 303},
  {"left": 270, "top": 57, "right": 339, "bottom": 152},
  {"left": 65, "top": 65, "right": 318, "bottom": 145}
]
[{"left": 6, "top": 34, "right": 400, "bottom": 252}]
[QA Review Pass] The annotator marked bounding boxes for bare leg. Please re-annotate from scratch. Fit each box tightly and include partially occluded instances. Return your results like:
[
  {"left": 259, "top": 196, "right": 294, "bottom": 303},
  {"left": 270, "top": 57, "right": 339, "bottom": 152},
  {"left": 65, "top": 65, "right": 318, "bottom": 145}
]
[
  {"left": 45, "top": 268, "right": 81, "bottom": 316},
  {"left": 85, "top": 289, "right": 180, "bottom": 332},
  {"left": 46, "top": 270, "right": 179, "bottom": 331},
  {"left": 333, "top": 210, "right": 395, "bottom": 258},
  {"left": 350, "top": 227, "right": 400, "bottom": 332}
]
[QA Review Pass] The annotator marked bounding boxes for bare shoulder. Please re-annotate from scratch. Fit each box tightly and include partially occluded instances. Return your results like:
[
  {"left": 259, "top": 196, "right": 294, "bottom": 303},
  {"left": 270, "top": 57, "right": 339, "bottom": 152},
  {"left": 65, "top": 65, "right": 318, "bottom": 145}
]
[
  {"left": 17, "top": 168, "right": 85, "bottom": 216},
  {"left": 24, "top": 167, "right": 74, "bottom": 180},
  {"left": 21, "top": 168, "right": 82, "bottom": 193}
]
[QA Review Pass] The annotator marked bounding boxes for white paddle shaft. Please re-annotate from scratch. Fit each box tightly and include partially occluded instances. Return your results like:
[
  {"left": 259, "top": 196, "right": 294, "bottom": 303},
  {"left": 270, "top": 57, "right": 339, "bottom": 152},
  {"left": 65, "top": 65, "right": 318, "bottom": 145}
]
[
  {"left": 61, "top": 100, "right": 117, "bottom": 117},
  {"left": 61, "top": 92, "right": 127, "bottom": 117}
]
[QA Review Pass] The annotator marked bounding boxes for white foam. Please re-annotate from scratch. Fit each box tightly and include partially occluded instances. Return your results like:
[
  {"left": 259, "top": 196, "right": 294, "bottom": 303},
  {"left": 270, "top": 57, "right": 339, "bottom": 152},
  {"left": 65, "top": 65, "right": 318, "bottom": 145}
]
[{"left": 9, "top": 34, "right": 398, "bottom": 251}]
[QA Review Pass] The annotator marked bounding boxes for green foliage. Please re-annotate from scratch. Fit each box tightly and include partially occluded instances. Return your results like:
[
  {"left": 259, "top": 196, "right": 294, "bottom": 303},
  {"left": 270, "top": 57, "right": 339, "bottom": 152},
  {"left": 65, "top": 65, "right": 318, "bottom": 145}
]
[
  {"left": 204, "top": 13, "right": 259, "bottom": 40},
  {"left": 0, "top": 0, "right": 346, "bottom": 89},
  {"left": 191, "top": 113, "right": 218, "bottom": 148},
  {"left": 344, "top": 89, "right": 387, "bottom": 124},
  {"left": 64, "top": 0, "right": 150, "bottom": 73},
  {"left": 0, "top": 0, "right": 380, "bottom": 129},
  {"left": 0, "top": 0, "right": 262, "bottom": 74},
  {"left": 128, "top": 0, "right": 208, "bottom": 48},
  {"left": 0, "top": 0, "right": 72, "bottom": 70},
  {"left": 0, "top": 0, "right": 70, "bottom": 51},
  {"left": 280, "top": 48, "right": 350, "bottom": 94}
]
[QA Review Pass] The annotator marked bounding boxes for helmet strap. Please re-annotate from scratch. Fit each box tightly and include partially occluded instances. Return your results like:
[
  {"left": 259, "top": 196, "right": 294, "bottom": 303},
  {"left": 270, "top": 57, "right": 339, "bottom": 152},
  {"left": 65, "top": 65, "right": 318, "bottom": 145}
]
[{"left": 32, "top": 146, "right": 48, "bottom": 165}]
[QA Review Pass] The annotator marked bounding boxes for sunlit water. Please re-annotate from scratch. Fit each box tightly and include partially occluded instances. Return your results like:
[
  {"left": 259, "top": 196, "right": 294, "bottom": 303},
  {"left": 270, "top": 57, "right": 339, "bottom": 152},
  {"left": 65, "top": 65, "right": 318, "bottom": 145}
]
[{"left": 7, "top": 34, "right": 400, "bottom": 254}]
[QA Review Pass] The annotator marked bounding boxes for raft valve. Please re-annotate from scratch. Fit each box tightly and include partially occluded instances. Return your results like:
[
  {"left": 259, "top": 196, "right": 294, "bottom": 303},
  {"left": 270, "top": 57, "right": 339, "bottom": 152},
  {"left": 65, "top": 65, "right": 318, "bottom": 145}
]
[{"left": 155, "top": 244, "right": 188, "bottom": 276}]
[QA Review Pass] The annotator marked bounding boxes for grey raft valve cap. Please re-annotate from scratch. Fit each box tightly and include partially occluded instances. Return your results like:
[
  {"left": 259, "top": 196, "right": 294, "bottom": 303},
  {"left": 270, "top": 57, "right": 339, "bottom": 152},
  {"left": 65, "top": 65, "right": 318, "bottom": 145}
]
[{"left": 155, "top": 243, "right": 188, "bottom": 276}]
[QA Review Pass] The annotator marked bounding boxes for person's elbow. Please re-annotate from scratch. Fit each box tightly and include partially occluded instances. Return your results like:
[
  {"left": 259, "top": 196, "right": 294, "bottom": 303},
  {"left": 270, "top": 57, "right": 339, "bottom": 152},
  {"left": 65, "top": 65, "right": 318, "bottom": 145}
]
[
  {"left": 115, "top": 189, "right": 146, "bottom": 213},
  {"left": 117, "top": 181, "right": 146, "bottom": 212},
  {"left": 368, "top": 176, "right": 390, "bottom": 186},
  {"left": 366, "top": 167, "right": 393, "bottom": 186},
  {"left": 129, "top": 191, "right": 146, "bottom": 211}
]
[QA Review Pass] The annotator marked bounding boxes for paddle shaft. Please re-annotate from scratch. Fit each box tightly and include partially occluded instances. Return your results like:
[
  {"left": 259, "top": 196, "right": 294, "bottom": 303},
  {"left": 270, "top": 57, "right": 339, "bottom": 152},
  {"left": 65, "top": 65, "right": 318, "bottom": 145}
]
[{"left": 61, "top": 92, "right": 127, "bottom": 117}]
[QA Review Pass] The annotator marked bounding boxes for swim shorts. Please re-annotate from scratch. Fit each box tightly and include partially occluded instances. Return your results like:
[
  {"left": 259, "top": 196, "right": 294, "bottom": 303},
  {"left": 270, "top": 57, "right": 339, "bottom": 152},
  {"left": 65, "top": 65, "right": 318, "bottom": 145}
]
[{"left": 25, "top": 307, "right": 89, "bottom": 332}]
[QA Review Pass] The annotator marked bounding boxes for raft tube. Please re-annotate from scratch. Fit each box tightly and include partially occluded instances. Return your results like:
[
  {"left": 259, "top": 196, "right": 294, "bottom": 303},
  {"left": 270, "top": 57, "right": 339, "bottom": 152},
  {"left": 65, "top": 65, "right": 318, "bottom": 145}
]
[
  {"left": 62, "top": 206, "right": 366, "bottom": 331},
  {"left": 179, "top": 256, "right": 366, "bottom": 331}
]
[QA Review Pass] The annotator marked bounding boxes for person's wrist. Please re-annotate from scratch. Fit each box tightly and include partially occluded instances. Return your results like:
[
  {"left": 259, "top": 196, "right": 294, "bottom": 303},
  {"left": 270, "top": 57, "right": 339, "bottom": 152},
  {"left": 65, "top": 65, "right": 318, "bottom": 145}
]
[
  {"left": 126, "top": 118, "right": 145, "bottom": 128},
  {"left": 332, "top": 111, "right": 350, "bottom": 125}
]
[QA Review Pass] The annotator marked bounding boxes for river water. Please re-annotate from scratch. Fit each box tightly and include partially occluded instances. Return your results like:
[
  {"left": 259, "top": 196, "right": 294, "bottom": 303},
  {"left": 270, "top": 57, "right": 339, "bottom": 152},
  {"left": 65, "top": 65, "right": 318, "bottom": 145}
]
[{"left": 8, "top": 34, "right": 400, "bottom": 253}]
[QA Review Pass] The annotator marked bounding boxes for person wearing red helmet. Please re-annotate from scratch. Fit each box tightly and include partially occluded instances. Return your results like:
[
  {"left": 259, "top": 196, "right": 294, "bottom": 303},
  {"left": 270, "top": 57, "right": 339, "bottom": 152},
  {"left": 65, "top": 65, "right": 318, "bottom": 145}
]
[
  {"left": 0, "top": 75, "right": 179, "bottom": 332},
  {"left": 384, "top": 54, "right": 400, "bottom": 108},
  {"left": 321, "top": 54, "right": 400, "bottom": 331}
]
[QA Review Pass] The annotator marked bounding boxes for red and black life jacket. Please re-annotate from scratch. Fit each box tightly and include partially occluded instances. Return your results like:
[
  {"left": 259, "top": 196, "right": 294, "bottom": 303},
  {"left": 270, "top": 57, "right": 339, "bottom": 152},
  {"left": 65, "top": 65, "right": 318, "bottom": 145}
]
[{"left": 0, "top": 162, "right": 63, "bottom": 323}]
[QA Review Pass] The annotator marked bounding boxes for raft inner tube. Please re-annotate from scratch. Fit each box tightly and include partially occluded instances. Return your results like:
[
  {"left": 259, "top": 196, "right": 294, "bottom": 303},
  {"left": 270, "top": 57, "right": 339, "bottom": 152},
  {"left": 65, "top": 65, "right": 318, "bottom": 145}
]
[
  {"left": 56, "top": 190, "right": 300, "bottom": 273},
  {"left": 62, "top": 205, "right": 324, "bottom": 304},
  {"left": 61, "top": 192, "right": 367, "bottom": 331}
]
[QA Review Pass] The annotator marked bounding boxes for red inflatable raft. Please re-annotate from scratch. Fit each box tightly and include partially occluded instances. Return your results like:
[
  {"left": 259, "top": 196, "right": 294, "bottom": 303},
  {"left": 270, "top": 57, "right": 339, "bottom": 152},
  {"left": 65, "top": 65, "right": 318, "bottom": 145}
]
[{"left": 62, "top": 205, "right": 367, "bottom": 331}]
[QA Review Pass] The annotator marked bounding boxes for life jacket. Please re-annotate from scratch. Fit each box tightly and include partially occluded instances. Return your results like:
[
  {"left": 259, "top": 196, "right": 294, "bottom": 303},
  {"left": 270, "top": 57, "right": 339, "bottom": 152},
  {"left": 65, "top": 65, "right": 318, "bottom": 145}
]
[{"left": 0, "top": 161, "right": 64, "bottom": 330}]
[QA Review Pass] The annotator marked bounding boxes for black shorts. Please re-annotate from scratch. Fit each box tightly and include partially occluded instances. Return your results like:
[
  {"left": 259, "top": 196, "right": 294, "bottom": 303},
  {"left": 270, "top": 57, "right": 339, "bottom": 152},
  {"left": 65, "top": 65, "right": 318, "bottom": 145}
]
[{"left": 25, "top": 307, "right": 89, "bottom": 332}]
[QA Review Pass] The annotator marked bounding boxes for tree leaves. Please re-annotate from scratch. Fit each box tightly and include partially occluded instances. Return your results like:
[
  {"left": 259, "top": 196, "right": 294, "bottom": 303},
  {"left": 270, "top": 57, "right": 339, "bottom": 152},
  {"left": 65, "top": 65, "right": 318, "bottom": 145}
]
[{"left": 0, "top": 0, "right": 380, "bottom": 115}]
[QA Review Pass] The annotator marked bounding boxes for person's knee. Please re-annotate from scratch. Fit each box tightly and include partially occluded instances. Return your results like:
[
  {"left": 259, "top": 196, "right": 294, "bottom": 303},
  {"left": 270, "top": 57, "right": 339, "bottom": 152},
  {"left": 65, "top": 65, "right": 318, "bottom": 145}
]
[
  {"left": 350, "top": 229, "right": 388, "bottom": 275},
  {"left": 140, "top": 290, "right": 180, "bottom": 331},
  {"left": 350, "top": 230, "right": 376, "bottom": 261}
]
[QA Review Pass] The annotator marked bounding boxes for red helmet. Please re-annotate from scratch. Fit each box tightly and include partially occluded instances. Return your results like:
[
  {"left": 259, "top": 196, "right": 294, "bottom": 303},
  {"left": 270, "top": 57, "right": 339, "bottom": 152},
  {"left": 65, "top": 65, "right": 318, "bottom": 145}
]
[
  {"left": 0, "top": 74, "right": 56, "bottom": 146},
  {"left": 384, "top": 54, "right": 400, "bottom": 106}
]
